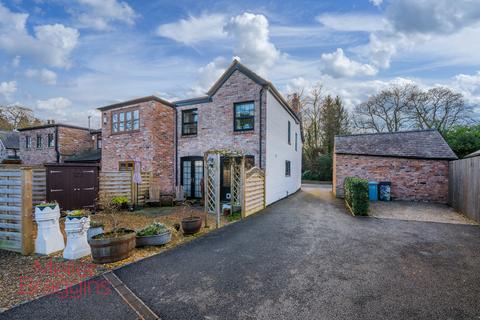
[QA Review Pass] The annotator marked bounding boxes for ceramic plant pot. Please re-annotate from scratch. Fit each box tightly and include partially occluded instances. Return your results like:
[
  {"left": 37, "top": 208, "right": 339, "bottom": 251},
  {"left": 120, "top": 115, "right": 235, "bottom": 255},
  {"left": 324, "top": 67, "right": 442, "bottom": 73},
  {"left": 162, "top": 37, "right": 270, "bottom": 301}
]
[{"left": 34, "top": 204, "right": 65, "bottom": 255}]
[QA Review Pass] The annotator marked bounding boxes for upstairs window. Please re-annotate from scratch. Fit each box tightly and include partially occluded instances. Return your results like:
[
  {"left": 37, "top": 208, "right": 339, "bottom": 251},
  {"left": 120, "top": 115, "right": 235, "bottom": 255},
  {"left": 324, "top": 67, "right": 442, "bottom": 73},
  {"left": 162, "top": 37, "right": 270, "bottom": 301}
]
[
  {"left": 295, "top": 132, "right": 298, "bottom": 151},
  {"left": 285, "top": 160, "right": 291, "bottom": 177},
  {"left": 48, "top": 133, "right": 55, "bottom": 147},
  {"left": 234, "top": 102, "right": 255, "bottom": 131},
  {"left": 112, "top": 109, "right": 139, "bottom": 133},
  {"left": 36, "top": 135, "right": 42, "bottom": 148},
  {"left": 288, "top": 121, "right": 291, "bottom": 145},
  {"left": 182, "top": 109, "right": 198, "bottom": 136},
  {"left": 25, "top": 136, "right": 31, "bottom": 149}
]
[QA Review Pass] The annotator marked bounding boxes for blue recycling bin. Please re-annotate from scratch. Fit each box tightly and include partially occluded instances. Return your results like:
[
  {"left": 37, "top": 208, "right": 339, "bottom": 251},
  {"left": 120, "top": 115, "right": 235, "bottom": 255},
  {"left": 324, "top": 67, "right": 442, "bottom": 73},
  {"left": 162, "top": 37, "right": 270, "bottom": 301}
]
[{"left": 368, "top": 181, "right": 379, "bottom": 201}]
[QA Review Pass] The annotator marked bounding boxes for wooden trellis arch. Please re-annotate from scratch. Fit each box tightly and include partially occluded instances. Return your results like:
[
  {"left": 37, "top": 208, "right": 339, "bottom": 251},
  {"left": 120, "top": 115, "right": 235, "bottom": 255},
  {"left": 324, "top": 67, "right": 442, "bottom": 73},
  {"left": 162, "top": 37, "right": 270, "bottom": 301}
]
[{"left": 204, "top": 149, "right": 245, "bottom": 228}]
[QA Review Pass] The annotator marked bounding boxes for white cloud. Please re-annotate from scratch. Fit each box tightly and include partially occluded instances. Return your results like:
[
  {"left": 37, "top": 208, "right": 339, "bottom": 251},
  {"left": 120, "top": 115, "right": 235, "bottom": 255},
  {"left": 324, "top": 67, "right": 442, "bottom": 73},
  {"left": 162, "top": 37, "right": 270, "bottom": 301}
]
[
  {"left": 76, "top": 0, "right": 137, "bottom": 30},
  {"left": 316, "top": 13, "right": 390, "bottom": 32},
  {"left": 387, "top": 0, "right": 480, "bottom": 35},
  {"left": 190, "top": 56, "right": 229, "bottom": 96},
  {"left": 0, "top": 81, "right": 17, "bottom": 101},
  {"left": 25, "top": 68, "right": 57, "bottom": 85},
  {"left": 12, "top": 55, "right": 20, "bottom": 67},
  {"left": 321, "top": 48, "right": 377, "bottom": 78},
  {"left": 452, "top": 71, "right": 480, "bottom": 106},
  {"left": 0, "top": 4, "right": 79, "bottom": 68},
  {"left": 224, "top": 13, "right": 280, "bottom": 75},
  {"left": 156, "top": 13, "right": 226, "bottom": 45},
  {"left": 36, "top": 97, "right": 72, "bottom": 118},
  {"left": 370, "top": 0, "right": 383, "bottom": 6}
]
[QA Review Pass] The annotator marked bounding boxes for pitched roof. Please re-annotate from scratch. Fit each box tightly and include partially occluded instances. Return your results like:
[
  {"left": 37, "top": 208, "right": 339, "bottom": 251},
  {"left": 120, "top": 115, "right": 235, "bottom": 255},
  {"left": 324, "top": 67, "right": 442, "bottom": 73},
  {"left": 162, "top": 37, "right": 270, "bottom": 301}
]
[
  {"left": 0, "top": 131, "right": 19, "bottom": 149},
  {"left": 174, "top": 60, "right": 301, "bottom": 123},
  {"left": 464, "top": 149, "right": 480, "bottom": 159},
  {"left": 334, "top": 129, "right": 458, "bottom": 160},
  {"left": 97, "top": 95, "right": 174, "bottom": 111}
]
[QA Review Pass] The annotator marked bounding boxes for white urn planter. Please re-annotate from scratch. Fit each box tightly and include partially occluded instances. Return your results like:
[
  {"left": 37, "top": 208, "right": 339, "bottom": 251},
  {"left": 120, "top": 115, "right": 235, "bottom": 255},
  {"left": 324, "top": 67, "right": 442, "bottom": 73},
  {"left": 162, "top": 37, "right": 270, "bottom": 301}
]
[
  {"left": 63, "top": 216, "right": 91, "bottom": 260},
  {"left": 34, "top": 204, "right": 65, "bottom": 255}
]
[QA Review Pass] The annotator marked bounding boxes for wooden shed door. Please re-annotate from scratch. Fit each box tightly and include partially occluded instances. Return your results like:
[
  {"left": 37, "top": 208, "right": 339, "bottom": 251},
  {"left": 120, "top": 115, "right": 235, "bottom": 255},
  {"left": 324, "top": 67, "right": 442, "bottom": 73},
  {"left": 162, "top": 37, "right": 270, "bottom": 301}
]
[{"left": 47, "top": 165, "right": 99, "bottom": 210}]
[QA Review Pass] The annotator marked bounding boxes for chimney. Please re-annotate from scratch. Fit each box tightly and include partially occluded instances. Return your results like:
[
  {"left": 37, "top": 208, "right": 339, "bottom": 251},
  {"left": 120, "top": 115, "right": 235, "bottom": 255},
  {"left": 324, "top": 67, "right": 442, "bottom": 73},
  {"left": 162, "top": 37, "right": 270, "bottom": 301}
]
[{"left": 290, "top": 93, "right": 301, "bottom": 115}]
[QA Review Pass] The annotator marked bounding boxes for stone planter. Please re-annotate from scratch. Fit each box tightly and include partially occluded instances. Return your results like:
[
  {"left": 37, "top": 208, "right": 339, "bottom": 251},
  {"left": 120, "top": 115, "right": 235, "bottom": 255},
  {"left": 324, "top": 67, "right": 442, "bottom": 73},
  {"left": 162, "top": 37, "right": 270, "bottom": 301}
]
[
  {"left": 181, "top": 216, "right": 202, "bottom": 235},
  {"left": 136, "top": 230, "right": 172, "bottom": 247},
  {"left": 34, "top": 204, "right": 65, "bottom": 255},
  {"left": 64, "top": 216, "right": 91, "bottom": 260},
  {"left": 88, "top": 229, "right": 136, "bottom": 264},
  {"left": 87, "top": 226, "right": 104, "bottom": 240}
]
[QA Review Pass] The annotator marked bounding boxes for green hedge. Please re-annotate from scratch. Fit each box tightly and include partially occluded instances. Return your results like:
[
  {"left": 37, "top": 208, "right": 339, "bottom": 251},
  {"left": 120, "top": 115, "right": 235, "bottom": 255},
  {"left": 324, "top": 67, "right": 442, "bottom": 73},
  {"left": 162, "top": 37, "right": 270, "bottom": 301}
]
[{"left": 344, "top": 177, "right": 369, "bottom": 216}]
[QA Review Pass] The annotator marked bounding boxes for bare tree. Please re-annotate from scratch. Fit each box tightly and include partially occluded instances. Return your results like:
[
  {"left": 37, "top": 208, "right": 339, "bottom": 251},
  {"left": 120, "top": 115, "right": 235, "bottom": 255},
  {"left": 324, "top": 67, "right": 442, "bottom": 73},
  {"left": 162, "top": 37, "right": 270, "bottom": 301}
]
[
  {"left": 407, "top": 87, "right": 472, "bottom": 133},
  {"left": 0, "top": 104, "right": 43, "bottom": 130},
  {"left": 353, "top": 84, "right": 417, "bottom": 132}
]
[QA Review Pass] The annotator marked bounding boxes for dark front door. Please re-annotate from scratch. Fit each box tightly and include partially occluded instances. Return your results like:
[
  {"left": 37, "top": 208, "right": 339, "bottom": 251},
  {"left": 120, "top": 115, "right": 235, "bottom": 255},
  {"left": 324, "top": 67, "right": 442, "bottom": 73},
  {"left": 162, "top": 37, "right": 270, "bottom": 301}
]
[
  {"left": 46, "top": 164, "right": 99, "bottom": 210},
  {"left": 220, "top": 157, "right": 231, "bottom": 201},
  {"left": 181, "top": 157, "right": 203, "bottom": 199}
]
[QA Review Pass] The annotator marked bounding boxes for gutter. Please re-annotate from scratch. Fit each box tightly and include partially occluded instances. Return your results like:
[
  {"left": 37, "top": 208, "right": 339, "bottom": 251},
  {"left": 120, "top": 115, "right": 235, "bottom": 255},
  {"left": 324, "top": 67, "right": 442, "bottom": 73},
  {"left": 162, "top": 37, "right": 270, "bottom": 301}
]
[{"left": 259, "top": 86, "right": 265, "bottom": 169}]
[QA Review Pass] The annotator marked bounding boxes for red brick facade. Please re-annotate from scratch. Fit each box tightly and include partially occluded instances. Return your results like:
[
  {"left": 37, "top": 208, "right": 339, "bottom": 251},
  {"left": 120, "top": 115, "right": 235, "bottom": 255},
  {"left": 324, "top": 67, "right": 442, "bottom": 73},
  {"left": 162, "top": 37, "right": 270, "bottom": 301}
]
[
  {"left": 333, "top": 153, "right": 450, "bottom": 203},
  {"left": 100, "top": 100, "right": 175, "bottom": 193},
  {"left": 177, "top": 70, "right": 267, "bottom": 170},
  {"left": 19, "top": 125, "right": 93, "bottom": 165}
]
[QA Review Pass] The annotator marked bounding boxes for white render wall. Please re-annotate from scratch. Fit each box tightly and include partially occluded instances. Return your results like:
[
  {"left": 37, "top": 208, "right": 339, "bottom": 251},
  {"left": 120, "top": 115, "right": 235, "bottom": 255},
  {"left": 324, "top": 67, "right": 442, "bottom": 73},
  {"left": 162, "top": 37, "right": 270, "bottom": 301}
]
[{"left": 265, "top": 90, "right": 302, "bottom": 205}]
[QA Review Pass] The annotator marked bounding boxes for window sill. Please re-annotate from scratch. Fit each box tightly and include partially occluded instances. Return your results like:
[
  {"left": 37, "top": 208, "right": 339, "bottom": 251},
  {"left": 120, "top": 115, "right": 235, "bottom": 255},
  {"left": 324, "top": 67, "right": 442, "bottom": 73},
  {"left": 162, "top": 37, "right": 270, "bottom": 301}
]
[
  {"left": 110, "top": 129, "right": 140, "bottom": 136},
  {"left": 181, "top": 134, "right": 198, "bottom": 138},
  {"left": 233, "top": 130, "right": 255, "bottom": 135}
]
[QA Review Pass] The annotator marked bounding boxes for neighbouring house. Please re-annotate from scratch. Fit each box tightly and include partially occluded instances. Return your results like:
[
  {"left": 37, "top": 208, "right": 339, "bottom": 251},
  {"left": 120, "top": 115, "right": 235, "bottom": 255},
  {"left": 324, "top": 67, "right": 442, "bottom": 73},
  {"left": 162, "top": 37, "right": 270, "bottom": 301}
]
[
  {"left": 333, "top": 129, "right": 458, "bottom": 203},
  {"left": 464, "top": 149, "right": 480, "bottom": 159},
  {"left": 98, "top": 60, "right": 302, "bottom": 205},
  {"left": 18, "top": 122, "right": 97, "bottom": 165},
  {"left": 98, "top": 96, "right": 176, "bottom": 193},
  {"left": 0, "top": 131, "right": 20, "bottom": 163},
  {"left": 175, "top": 60, "right": 302, "bottom": 204}
]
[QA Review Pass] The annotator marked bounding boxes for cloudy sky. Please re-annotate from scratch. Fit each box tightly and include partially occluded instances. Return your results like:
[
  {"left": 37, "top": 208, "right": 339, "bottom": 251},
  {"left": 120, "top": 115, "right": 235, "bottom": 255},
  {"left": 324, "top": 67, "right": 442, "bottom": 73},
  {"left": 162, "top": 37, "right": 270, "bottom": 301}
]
[{"left": 0, "top": 0, "right": 479, "bottom": 127}]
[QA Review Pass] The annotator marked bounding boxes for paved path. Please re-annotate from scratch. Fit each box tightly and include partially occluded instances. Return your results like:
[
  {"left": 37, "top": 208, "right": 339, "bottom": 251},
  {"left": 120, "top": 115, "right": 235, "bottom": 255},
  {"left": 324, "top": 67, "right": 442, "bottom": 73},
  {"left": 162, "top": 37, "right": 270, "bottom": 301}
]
[{"left": 3, "top": 185, "right": 480, "bottom": 319}]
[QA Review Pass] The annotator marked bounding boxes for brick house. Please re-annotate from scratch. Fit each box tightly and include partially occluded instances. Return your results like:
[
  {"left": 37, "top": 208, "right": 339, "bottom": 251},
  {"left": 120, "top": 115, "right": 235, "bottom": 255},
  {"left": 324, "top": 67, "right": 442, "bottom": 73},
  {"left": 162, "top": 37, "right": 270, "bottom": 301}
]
[
  {"left": 98, "top": 60, "right": 302, "bottom": 204},
  {"left": 333, "top": 129, "right": 458, "bottom": 203},
  {"left": 18, "top": 123, "right": 97, "bottom": 165},
  {"left": 98, "top": 96, "right": 175, "bottom": 193}
]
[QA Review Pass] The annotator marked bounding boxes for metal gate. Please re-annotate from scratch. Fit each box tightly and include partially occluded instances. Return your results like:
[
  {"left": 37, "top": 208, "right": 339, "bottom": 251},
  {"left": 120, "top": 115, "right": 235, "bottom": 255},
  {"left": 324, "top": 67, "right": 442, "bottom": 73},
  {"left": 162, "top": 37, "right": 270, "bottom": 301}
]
[{"left": 46, "top": 163, "right": 99, "bottom": 210}]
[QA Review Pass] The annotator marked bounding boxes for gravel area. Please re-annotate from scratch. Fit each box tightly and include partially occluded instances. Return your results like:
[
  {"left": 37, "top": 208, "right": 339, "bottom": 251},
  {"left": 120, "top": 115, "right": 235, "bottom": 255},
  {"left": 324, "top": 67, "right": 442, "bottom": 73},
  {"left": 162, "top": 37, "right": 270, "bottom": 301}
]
[
  {"left": 369, "top": 201, "right": 478, "bottom": 225},
  {"left": 0, "top": 205, "right": 228, "bottom": 312}
]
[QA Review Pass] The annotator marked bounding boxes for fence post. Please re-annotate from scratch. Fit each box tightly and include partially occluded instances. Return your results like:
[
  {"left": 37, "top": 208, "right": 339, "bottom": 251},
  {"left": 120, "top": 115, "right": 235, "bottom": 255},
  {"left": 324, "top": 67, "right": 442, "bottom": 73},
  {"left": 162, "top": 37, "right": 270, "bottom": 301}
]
[
  {"left": 130, "top": 170, "right": 137, "bottom": 207},
  {"left": 21, "top": 168, "right": 33, "bottom": 255}
]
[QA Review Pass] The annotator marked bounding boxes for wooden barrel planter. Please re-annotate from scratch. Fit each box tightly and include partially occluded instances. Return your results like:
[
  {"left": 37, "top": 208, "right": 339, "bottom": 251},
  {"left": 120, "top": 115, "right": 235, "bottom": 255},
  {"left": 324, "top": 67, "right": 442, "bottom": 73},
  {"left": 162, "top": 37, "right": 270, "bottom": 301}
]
[
  {"left": 181, "top": 216, "right": 202, "bottom": 235},
  {"left": 88, "top": 229, "right": 136, "bottom": 264}
]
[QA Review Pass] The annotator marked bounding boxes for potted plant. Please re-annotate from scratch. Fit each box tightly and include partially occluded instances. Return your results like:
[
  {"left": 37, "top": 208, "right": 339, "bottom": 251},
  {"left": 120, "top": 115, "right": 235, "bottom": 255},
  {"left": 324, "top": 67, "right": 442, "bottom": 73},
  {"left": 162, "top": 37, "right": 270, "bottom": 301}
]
[
  {"left": 88, "top": 221, "right": 104, "bottom": 240},
  {"left": 181, "top": 200, "right": 202, "bottom": 235},
  {"left": 136, "top": 222, "right": 172, "bottom": 247},
  {"left": 88, "top": 197, "right": 136, "bottom": 264},
  {"left": 64, "top": 210, "right": 91, "bottom": 260},
  {"left": 34, "top": 202, "right": 65, "bottom": 255}
]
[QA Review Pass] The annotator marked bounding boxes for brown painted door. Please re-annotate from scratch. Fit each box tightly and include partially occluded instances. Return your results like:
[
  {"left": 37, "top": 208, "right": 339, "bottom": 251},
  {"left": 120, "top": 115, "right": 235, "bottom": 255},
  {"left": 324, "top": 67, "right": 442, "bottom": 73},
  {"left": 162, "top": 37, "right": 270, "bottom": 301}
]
[{"left": 47, "top": 165, "right": 99, "bottom": 210}]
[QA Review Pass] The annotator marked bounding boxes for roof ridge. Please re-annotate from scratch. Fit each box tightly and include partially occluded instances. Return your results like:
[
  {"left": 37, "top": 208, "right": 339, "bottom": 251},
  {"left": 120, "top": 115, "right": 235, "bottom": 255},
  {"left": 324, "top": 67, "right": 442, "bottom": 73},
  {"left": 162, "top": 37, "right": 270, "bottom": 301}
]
[{"left": 335, "top": 129, "right": 437, "bottom": 138}]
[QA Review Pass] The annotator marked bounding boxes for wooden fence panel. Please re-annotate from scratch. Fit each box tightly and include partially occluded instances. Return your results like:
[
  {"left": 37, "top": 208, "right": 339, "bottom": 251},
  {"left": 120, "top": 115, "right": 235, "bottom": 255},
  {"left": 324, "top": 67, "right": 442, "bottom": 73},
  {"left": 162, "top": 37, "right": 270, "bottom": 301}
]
[
  {"left": 0, "top": 168, "right": 33, "bottom": 255},
  {"left": 99, "top": 171, "right": 152, "bottom": 206},
  {"left": 242, "top": 167, "right": 265, "bottom": 218},
  {"left": 449, "top": 157, "right": 480, "bottom": 223},
  {"left": 32, "top": 168, "right": 46, "bottom": 205}
]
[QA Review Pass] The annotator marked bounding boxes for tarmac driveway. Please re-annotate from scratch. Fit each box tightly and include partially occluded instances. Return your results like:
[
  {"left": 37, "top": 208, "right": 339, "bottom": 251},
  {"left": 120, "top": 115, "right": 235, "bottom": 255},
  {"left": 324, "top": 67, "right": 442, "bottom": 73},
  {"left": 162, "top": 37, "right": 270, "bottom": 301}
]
[{"left": 3, "top": 184, "right": 480, "bottom": 319}]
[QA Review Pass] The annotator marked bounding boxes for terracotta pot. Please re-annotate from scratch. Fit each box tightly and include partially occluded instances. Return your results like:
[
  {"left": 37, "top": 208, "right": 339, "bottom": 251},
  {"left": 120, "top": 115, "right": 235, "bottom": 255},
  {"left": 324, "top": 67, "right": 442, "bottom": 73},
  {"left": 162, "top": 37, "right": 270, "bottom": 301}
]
[
  {"left": 181, "top": 216, "right": 202, "bottom": 235},
  {"left": 88, "top": 229, "right": 136, "bottom": 264}
]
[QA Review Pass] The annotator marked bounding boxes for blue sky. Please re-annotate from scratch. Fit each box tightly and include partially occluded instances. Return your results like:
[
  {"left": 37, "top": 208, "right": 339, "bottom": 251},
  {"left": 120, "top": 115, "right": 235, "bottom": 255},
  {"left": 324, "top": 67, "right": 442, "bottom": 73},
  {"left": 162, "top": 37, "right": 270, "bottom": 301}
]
[{"left": 0, "top": 0, "right": 479, "bottom": 127}]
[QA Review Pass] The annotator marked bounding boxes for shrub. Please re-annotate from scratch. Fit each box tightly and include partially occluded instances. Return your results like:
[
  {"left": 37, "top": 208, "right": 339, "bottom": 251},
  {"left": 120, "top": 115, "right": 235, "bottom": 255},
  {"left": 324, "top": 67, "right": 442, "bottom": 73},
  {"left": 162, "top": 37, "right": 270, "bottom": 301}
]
[
  {"left": 344, "top": 177, "right": 369, "bottom": 216},
  {"left": 111, "top": 196, "right": 130, "bottom": 208},
  {"left": 137, "top": 222, "right": 169, "bottom": 237},
  {"left": 302, "top": 154, "right": 333, "bottom": 181}
]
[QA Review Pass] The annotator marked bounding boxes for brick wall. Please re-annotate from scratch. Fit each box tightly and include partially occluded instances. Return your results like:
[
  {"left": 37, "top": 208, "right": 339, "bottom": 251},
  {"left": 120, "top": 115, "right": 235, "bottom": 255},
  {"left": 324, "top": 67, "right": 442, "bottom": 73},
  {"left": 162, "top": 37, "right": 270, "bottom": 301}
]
[
  {"left": 19, "top": 126, "right": 94, "bottom": 165},
  {"left": 177, "top": 70, "right": 267, "bottom": 180},
  {"left": 101, "top": 100, "right": 175, "bottom": 193},
  {"left": 333, "top": 153, "right": 449, "bottom": 203},
  {"left": 19, "top": 127, "right": 57, "bottom": 165},
  {"left": 58, "top": 127, "right": 93, "bottom": 160}
]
